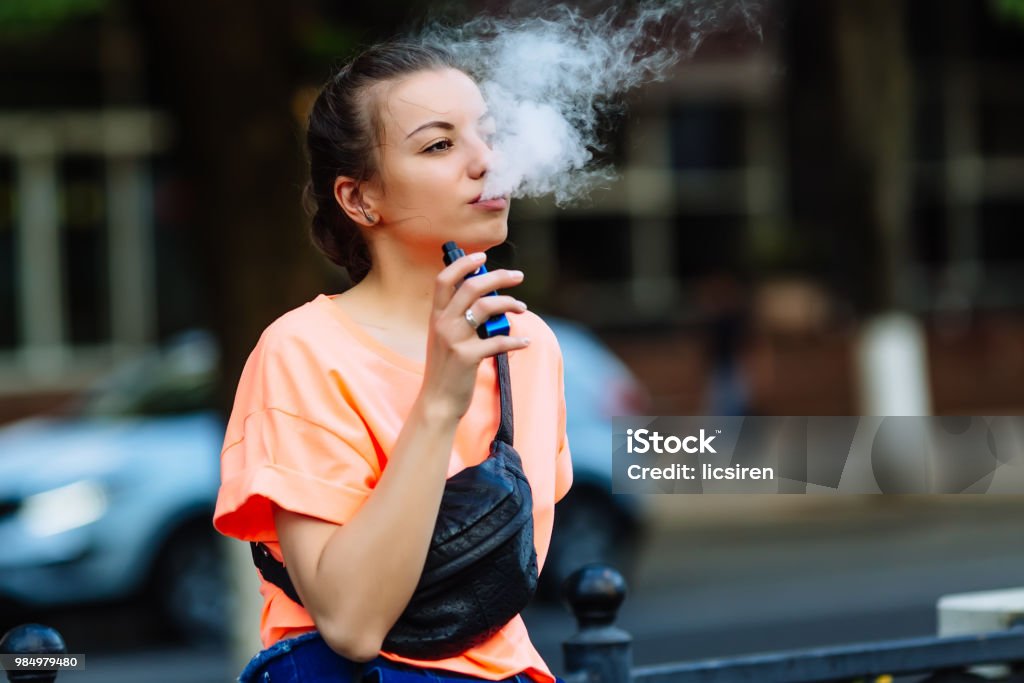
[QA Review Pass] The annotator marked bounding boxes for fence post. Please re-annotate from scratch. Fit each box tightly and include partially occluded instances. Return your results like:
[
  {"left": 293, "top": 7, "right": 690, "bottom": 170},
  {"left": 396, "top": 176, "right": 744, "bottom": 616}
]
[
  {"left": 561, "top": 564, "right": 633, "bottom": 683},
  {"left": 0, "top": 624, "right": 67, "bottom": 683}
]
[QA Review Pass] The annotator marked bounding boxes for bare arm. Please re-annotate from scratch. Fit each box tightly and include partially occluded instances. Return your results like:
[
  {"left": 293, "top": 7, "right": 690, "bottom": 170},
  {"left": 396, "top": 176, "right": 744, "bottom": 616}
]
[{"left": 272, "top": 253, "right": 529, "bottom": 661}]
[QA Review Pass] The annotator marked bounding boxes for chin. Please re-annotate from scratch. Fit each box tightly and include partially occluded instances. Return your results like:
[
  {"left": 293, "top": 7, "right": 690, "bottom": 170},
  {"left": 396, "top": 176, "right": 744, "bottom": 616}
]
[{"left": 462, "top": 217, "right": 509, "bottom": 252}]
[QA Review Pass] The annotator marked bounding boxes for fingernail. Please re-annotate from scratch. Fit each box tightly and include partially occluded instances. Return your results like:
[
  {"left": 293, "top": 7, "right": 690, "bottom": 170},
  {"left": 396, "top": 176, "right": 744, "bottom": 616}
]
[
  {"left": 517, "top": 301, "right": 528, "bottom": 311},
  {"left": 471, "top": 252, "right": 486, "bottom": 262},
  {"left": 510, "top": 270, "right": 524, "bottom": 278},
  {"left": 521, "top": 337, "right": 531, "bottom": 345}
]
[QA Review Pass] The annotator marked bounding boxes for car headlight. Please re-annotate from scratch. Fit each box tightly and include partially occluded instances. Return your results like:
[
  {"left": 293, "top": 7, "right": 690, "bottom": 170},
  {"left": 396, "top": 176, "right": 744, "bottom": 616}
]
[{"left": 18, "top": 480, "right": 109, "bottom": 537}]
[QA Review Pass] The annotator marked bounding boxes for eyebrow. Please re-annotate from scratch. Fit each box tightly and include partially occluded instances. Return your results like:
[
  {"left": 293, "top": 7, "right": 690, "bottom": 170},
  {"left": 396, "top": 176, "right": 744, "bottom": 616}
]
[
  {"left": 404, "top": 113, "right": 493, "bottom": 141},
  {"left": 405, "top": 120, "right": 454, "bottom": 140}
]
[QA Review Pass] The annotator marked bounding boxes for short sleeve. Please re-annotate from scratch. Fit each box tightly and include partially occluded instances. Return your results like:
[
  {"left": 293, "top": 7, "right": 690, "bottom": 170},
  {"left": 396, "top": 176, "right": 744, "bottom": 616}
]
[
  {"left": 213, "top": 329, "right": 380, "bottom": 542},
  {"left": 553, "top": 348, "right": 573, "bottom": 503},
  {"left": 214, "top": 408, "right": 378, "bottom": 541}
]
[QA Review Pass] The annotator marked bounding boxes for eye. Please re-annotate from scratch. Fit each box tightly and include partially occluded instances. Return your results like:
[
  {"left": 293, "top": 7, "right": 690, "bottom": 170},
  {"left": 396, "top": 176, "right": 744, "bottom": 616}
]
[{"left": 423, "top": 138, "right": 453, "bottom": 153}]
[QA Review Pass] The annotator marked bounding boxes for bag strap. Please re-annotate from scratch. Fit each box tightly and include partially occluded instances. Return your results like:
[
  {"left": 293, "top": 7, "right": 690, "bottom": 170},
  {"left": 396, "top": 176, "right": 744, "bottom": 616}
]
[
  {"left": 495, "top": 352, "right": 513, "bottom": 446},
  {"left": 252, "top": 354, "right": 514, "bottom": 602},
  {"left": 251, "top": 541, "right": 304, "bottom": 605}
]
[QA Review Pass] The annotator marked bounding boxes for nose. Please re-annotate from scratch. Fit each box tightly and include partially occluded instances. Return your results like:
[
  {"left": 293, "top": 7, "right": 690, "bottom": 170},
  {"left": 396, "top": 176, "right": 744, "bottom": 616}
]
[{"left": 466, "top": 131, "right": 492, "bottom": 180}]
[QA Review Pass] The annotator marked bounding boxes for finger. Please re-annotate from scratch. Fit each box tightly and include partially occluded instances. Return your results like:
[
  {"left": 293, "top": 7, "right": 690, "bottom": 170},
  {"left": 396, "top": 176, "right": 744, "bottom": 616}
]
[
  {"left": 473, "top": 334, "right": 532, "bottom": 358},
  {"left": 448, "top": 269, "right": 525, "bottom": 314},
  {"left": 433, "top": 252, "right": 487, "bottom": 310},
  {"left": 453, "top": 333, "right": 532, "bottom": 364},
  {"left": 465, "top": 296, "right": 528, "bottom": 328}
]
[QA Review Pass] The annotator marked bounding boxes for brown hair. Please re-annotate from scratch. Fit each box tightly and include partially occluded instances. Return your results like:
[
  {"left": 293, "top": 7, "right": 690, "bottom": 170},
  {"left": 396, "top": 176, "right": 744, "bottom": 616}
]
[{"left": 304, "top": 42, "right": 458, "bottom": 283}]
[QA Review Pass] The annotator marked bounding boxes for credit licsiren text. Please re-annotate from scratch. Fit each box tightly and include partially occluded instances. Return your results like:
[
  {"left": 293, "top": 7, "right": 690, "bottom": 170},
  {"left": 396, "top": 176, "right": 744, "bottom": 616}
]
[
  {"left": 626, "top": 463, "right": 775, "bottom": 481},
  {"left": 623, "top": 428, "right": 774, "bottom": 481}
]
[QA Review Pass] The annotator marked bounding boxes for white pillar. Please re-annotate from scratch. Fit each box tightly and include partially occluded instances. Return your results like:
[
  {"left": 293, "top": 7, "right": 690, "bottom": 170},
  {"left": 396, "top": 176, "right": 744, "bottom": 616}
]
[
  {"left": 15, "top": 135, "right": 68, "bottom": 381},
  {"left": 856, "top": 312, "right": 932, "bottom": 415},
  {"left": 627, "top": 112, "right": 675, "bottom": 317},
  {"left": 106, "top": 154, "right": 155, "bottom": 352}
]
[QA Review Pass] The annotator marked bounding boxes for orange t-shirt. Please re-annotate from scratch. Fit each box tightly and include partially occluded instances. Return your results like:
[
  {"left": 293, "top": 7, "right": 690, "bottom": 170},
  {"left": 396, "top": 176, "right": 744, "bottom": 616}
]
[{"left": 214, "top": 293, "right": 572, "bottom": 682}]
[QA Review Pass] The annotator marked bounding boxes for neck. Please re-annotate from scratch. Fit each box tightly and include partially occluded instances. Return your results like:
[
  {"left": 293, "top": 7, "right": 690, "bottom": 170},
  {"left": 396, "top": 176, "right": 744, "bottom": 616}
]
[{"left": 345, "top": 246, "right": 441, "bottom": 333}]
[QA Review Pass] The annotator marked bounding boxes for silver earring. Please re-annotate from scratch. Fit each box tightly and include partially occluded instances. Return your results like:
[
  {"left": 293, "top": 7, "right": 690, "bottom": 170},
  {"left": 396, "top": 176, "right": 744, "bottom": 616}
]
[{"left": 361, "top": 208, "right": 376, "bottom": 225}]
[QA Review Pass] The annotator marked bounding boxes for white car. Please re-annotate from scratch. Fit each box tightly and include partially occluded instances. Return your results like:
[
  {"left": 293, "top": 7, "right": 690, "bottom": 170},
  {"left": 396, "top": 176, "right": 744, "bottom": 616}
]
[
  {"left": 0, "top": 331, "right": 228, "bottom": 642},
  {"left": 542, "top": 318, "right": 649, "bottom": 598}
]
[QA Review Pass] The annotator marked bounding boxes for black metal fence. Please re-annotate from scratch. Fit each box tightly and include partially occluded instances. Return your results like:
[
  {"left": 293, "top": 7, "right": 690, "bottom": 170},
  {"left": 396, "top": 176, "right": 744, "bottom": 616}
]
[
  {"left": 3, "top": 564, "right": 1024, "bottom": 682},
  {"left": 561, "top": 566, "right": 1024, "bottom": 683}
]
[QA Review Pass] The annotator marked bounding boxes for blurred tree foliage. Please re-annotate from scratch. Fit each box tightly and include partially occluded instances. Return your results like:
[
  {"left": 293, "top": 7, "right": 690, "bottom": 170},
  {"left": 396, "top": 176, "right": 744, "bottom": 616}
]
[
  {"left": 0, "top": 0, "right": 108, "bottom": 39},
  {"left": 992, "top": 0, "right": 1024, "bottom": 25}
]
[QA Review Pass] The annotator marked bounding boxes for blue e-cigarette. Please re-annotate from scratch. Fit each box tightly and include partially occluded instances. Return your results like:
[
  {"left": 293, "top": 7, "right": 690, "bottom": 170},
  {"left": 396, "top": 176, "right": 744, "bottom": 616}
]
[{"left": 442, "top": 241, "right": 511, "bottom": 339}]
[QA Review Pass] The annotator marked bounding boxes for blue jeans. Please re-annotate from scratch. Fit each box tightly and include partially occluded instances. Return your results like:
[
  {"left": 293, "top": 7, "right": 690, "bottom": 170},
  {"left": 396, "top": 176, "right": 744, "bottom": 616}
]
[{"left": 238, "top": 631, "right": 554, "bottom": 683}]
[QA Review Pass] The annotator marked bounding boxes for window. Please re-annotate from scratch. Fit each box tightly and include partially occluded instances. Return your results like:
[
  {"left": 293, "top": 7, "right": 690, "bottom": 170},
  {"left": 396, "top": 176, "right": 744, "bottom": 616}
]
[
  {"left": 555, "top": 213, "right": 632, "bottom": 282},
  {"left": 0, "top": 110, "right": 170, "bottom": 389},
  {"left": 60, "top": 156, "right": 110, "bottom": 345},
  {"left": 979, "top": 98, "right": 1024, "bottom": 157},
  {"left": 673, "top": 212, "right": 745, "bottom": 277},
  {"left": 153, "top": 160, "right": 206, "bottom": 340},
  {"left": 979, "top": 200, "right": 1024, "bottom": 264},
  {"left": 910, "top": 185, "right": 948, "bottom": 266},
  {"left": 669, "top": 103, "right": 745, "bottom": 171}
]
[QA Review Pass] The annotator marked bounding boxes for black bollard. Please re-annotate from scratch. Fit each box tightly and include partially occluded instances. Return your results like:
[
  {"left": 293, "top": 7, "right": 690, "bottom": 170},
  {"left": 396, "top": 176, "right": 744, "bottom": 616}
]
[
  {"left": 561, "top": 564, "right": 633, "bottom": 683},
  {"left": 0, "top": 624, "right": 67, "bottom": 683}
]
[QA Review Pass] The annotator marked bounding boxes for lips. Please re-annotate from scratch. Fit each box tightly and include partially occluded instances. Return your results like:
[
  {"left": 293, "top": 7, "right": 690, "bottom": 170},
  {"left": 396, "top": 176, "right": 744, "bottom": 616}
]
[{"left": 469, "top": 194, "right": 509, "bottom": 210}]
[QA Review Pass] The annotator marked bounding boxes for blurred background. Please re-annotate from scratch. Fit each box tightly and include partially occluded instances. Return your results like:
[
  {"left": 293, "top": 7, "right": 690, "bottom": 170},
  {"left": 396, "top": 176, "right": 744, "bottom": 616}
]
[{"left": 1, "top": 0, "right": 1023, "bottom": 681}]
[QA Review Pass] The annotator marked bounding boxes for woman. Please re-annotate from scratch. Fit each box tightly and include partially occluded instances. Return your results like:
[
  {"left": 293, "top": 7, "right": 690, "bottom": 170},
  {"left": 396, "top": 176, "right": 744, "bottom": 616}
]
[{"left": 213, "top": 41, "right": 573, "bottom": 682}]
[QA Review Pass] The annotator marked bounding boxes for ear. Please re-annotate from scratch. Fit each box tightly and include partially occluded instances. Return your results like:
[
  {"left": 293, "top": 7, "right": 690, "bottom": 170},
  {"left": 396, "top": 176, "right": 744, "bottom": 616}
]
[{"left": 334, "top": 176, "right": 381, "bottom": 227}]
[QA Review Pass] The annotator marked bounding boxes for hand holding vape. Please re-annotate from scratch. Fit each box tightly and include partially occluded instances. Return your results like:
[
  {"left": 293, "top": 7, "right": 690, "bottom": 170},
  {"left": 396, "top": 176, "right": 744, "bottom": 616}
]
[{"left": 442, "top": 241, "right": 512, "bottom": 339}]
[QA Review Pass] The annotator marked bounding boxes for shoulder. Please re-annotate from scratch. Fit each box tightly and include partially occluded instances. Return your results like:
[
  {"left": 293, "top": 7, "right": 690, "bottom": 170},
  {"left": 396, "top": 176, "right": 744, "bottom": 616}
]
[
  {"left": 510, "top": 310, "right": 562, "bottom": 357},
  {"left": 233, "top": 297, "right": 346, "bottom": 404},
  {"left": 251, "top": 296, "right": 338, "bottom": 363},
  {"left": 509, "top": 311, "right": 566, "bottom": 383},
  {"left": 228, "top": 296, "right": 360, "bottom": 427}
]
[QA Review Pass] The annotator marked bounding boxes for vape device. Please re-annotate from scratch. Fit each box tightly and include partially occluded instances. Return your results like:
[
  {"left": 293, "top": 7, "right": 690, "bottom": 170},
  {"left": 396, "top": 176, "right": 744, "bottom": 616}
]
[{"left": 442, "top": 241, "right": 512, "bottom": 339}]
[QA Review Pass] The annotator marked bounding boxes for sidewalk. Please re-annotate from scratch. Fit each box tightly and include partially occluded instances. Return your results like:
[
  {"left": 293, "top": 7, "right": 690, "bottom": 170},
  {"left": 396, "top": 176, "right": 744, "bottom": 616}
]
[{"left": 644, "top": 493, "right": 1024, "bottom": 531}]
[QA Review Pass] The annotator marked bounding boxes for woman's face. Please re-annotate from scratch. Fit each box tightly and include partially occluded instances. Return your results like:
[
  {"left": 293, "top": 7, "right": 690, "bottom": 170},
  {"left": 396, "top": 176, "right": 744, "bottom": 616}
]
[{"left": 364, "top": 68, "right": 508, "bottom": 256}]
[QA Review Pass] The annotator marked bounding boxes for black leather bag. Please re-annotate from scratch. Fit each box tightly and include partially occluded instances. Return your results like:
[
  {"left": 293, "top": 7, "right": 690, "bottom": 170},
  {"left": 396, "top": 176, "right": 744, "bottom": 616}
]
[{"left": 251, "top": 352, "right": 537, "bottom": 660}]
